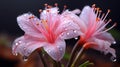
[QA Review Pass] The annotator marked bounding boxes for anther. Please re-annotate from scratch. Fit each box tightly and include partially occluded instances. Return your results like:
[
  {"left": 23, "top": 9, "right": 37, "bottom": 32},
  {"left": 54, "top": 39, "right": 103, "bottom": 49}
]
[
  {"left": 39, "top": 9, "right": 42, "bottom": 13},
  {"left": 107, "top": 9, "right": 111, "bottom": 13},
  {"left": 44, "top": 3, "right": 48, "bottom": 7},
  {"left": 47, "top": 5, "right": 52, "bottom": 8},
  {"left": 64, "top": 5, "right": 67, "bottom": 9},
  {"left": 92, "top": 4, "right": 96, "bottom": 8},
  {"left": 54, "top": 3, "right": 58, "bottom": 7},
  {"left": 29, "top": 15, "right": 34, "bottom": 19}
]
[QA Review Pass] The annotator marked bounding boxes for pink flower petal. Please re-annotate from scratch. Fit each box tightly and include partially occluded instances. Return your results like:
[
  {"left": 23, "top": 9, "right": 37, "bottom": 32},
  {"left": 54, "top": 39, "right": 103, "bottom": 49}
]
[
  {"left": 89, "top": 38, "right": 116, "bottom": 58},
  {"left": 94, "top": 32, "right": 116, "bottom": 44},
  {"left": 62, "top": 10, "right": 87, "bottom": 33},
  {"left": 43, "top": 39, "right": 66, "bottom": 61},
  {"left": 17, "top": 13, "right": 44, "bottom": 39},
  {"left": 40, "top": 7, "right": 59, "bottom": 20},
  {"left": 12, "top": 35, "right": 44, "bottom": 57}
]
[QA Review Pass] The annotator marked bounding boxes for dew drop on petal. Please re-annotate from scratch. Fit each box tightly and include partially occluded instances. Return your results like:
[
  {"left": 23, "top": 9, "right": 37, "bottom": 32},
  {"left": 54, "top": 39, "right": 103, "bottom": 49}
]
[
  {"left": 67, "top": 32, "right": 69, "bottom": 35},
  {"left": 113, "top": 41, "right": 116, "bottom": 44},
  {"left": 13, "top": 53, "right": 18, "bottom": 56},
  {"left": 57, "top": 46, "right": 63, "bottom": 51},
  {"left": 111, "top": 56, "right": 117, "bottom": 62},
  {"left": 15, "top": 42, "right": 19, "bottom": 46},
  {"left": 74, "top": 37, "right": 78, "bottom": 40},
  {"left": 23, "top": 56, "right": 28, "bottom": 61},
  {"left": 73, "top": 30, "right": 77, "bottom": 33},
  {"left": 18, "top": 40, "right": 22, "bottom": 43}
]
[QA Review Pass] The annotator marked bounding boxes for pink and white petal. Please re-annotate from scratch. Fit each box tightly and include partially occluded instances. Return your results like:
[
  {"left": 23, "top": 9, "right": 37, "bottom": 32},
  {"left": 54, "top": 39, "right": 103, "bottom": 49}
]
[
  {"left": 61, "top": 10, "right": 87, "bottom": 32},
  {"left": 94, "top": 32, "right": 116, "bottom": 44},
  {"left": 80, "top": 6, "right": 96, "bottom": 27},
  {"left": 40, "top": 7, "right": 59, "bottom": 20},
  {"left": 80, "top": 6, "right": 91, "bottom": 25},
  {"left": 12, "top": 36, "right": 44, "bottom": 57},
  {"left": 89, "top": 38, "right": 116, "bottom": 58},
  {"left": 56, "top": 19, "right": 82, "bottom": 39},
  {"left": 43, "top": 39, "right": 66, "bottom": 61},
  {"left": 71, "top": 9, "right": 81, "bottom": 14},
  {"left": 17, "top": 13, "right": 44, "bottom": 38}
]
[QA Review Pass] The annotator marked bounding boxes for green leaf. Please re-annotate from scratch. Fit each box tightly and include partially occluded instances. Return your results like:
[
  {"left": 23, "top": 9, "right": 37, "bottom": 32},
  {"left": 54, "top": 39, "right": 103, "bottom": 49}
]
[
  {"left": 61, "top": 64, "right": 64, "bottom": 67},
  {"left": 79, "top": 61, "right": 94, "bottom": 67},
  {"left": 63, "top": 52, "right": 70, "bottom": 60},
  {"left": 108, "top": 29, "right": 120, "bottom": 39}
]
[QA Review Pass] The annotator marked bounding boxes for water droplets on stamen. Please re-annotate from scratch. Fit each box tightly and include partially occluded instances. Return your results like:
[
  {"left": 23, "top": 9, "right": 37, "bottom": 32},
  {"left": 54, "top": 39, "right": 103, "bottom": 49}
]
[{"left": 23, "top": 56, "right": 28, "bottom": 61}]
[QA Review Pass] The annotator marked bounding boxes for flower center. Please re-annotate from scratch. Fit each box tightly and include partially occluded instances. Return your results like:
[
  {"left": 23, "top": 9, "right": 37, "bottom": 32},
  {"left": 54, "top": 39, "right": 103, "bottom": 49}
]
[{"left": 42, "top": 19, "right": 56, "bottom": 44}]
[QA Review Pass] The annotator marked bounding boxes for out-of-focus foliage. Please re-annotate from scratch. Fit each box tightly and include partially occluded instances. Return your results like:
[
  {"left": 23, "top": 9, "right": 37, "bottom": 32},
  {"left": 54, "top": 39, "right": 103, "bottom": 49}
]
[{"left": 79, "top": 61, "right": 93, "bottom": 67}]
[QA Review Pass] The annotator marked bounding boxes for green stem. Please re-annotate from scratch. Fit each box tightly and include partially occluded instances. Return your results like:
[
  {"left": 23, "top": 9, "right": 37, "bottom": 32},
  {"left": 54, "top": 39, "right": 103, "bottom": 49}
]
[
  {"left": 66, "top": 40, "right": 80, "bottom": 67},
  {"left": 53, "top": 60, "right": 61, "bottom": 67},
  {"left": 71, "top": 46, "right": 84, "bottom": 67},
  {"left": 38, "top": 51, "right": 48, "bottom": 67}
]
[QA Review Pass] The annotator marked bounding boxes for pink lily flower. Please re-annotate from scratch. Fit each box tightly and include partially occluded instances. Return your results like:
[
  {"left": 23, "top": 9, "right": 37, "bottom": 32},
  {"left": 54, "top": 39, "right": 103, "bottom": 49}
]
[
  {"left": 80, "top": 5, "right": 116, "bottom": 57},
  {"left": 78, "top": 5, "right": 116, "bottom": 58},
  {"left": 12, "top": 7, "right": 81, "bottom": 61}
]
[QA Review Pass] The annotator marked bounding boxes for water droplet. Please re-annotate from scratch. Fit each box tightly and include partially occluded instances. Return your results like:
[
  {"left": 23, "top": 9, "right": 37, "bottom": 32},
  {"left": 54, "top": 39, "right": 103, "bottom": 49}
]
[
  {"left": 18, "top": 40, "right": 22, "bottom": 43},
  {"left": 23, "top": 56, "right": 28, "bottom": 61},
  {"left": 24, "top": 14, "right": 27, "bottom": 17},
  {"left": 13, "top": 53, "right": 18, "bottom": 56},
  {"left": 113, "top": 41, "right": 116, "bottom": 44},
  {"left": 15, "top": 42, "right": 19, "bottom": 46},
  {"left": 73, "top": 30, "right": 77, "bottom": 33},
  {"left": 111, "top": 56, "right": 117, "bottom": 62},
  {"left": 74, "top": 37, "right": 78, "bottom": 40},
  {"left": 57, "top": 46, "right": 63, "bottom": 51},
  {"left": 67, "top": 32, "right": 69, "bottom": 35}
]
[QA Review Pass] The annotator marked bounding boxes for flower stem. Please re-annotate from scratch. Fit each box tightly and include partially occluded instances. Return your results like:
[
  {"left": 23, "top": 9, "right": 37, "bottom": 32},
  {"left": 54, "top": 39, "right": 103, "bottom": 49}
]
[
  {"left": 53, "top": 60, "right": 61, "bottom": 67},
  {"left": 38, "top": 50, "right": 48, "bottom": 67},
  {"left": 71, "top": 46, "right": 84, "bottom": 67},
  {"left": 66, "top": 40, "right": 80, "bottom": 67}
]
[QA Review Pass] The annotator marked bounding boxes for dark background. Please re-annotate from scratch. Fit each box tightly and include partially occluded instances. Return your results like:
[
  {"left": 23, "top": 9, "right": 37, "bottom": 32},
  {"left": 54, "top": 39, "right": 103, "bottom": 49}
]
[
  {"left": 0, "top": 0, "right": 120, "bottom": 67},
  {"left": 0, "top": 0, "right": 120, "bottom": 36}
]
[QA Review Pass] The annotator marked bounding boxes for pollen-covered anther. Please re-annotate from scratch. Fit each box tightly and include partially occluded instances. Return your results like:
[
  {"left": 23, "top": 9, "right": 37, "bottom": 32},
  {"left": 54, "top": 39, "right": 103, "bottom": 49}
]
[
  {"left": 107, "top": 9, "right": 111, "bottom": 13},
  {"left": 29, "top": 15, "right": 34, "bottom": 19},
  {"left": 54, "top": 3, "right": 58, "bottom": 7},
  {"left": 39, "top": 9, "right": 42, "bottom": 13},
  {"left": 92, "top": 4, "right": 96, "bottom": 8},
  {"left": 113, "top": 23, "right": 117, "bottom": 27},
  {"left": 44, "top": 3, "right": 48, "bottom": 7},
  {"left": 47, "top": 5, "right": 52, "bottom": 9},
  {"left": 63, "top": 5, "right": 67, "bottom": 10},
  {"left": 96, "top": 18, "right": 100, "bottom": 22}
]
